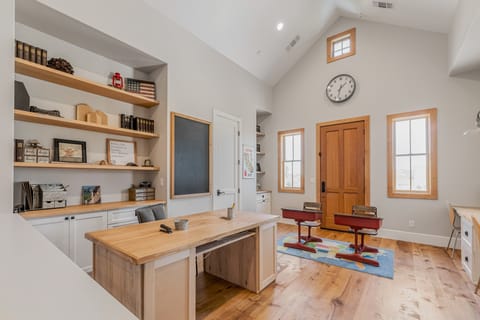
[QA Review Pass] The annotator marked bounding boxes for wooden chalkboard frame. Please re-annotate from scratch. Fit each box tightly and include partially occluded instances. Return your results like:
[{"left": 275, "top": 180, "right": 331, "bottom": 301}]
[{"left": 170, "top": 112, "right": 212, "bottom": 199}]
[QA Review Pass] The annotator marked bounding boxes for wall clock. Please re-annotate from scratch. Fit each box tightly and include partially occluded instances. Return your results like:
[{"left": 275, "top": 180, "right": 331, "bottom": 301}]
[{"left": 326, "top": 74, "right": 356, "bottom": 103}]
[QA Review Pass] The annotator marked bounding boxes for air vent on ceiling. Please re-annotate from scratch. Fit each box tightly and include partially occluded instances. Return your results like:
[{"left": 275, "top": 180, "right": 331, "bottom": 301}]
[
  {"left": 285, "top": 35, "right": 300, "bottom": 52},
  {"left": 372, "top": 1, "right": 393, "bottom": 9}
]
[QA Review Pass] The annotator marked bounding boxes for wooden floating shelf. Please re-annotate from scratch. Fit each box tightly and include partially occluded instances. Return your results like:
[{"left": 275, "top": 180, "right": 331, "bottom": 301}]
[
  {"left": 14, "top": 162, "right": 160, "bottom": 171},
  {"left": 256, "top": 132, "right": 265, "bottom": 137},
  {"left": 15, "top": 58, "right": 159, "bottom": 108},
  {"left": 21, "top": 200, "right": 167, "bottom": 220},
  {"left": 14, "top": 110, "right": 159, "bottom": 139},
  {"left": 256, "top": 171, "right": 266, "bottom": 175},
  {"left": 256, "top": 152, "right": 265, "bottom": 156}
]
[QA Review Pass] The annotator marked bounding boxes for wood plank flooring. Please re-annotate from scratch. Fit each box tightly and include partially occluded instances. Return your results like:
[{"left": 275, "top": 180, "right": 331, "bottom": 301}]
[{"left": 196, "top": 223, "right": 480, "bottom": 320}]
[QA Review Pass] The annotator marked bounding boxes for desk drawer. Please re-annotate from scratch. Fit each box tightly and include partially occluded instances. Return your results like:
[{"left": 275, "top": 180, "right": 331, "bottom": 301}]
[
  {"left": 461, "top": 239, "right": 473, "bottom": 280},
  {"left": 107, "top": 208, "right": 137, "bottom": 225},
  {"left": 461, "top": 218, "right": 473, "bottom": 245}
]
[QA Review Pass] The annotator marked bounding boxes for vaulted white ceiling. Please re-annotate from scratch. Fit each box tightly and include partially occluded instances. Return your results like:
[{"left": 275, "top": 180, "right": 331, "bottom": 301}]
[{"left": 142, "top": 0, "right": 459, "bottom": 85}]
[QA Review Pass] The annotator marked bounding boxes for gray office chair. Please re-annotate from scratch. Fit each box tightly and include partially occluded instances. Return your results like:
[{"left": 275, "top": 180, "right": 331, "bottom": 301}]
[
  {"left": 445, "top": 204, "right": 461, "bottom": 258},
  {"left": 300, "top": 202, "right": 322, "bottom": 242},
  {"left": 136, "top": 204, "right": 166, "bottom": 223}
]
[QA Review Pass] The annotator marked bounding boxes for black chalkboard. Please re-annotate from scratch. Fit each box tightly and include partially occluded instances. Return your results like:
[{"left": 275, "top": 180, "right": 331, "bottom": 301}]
[{"left": 171, "top": 113, "right": 211, "bottom": 198}]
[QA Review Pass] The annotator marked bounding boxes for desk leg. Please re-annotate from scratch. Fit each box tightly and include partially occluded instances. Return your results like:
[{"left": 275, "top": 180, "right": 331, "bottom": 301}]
[{"left": 143, "top": 249, "right": 195, "bottom": 320}]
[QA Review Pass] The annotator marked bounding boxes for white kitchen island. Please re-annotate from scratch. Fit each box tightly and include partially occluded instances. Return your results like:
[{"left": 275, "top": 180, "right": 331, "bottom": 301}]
[{"left": 0, "top": 214, "right": 137, "bottom": 320}]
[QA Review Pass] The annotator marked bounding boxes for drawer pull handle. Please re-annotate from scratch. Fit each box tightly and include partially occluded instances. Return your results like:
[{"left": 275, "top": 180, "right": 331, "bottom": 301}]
[
  {"left": 64, "top": 217, "right": 69, "bottom": 220},
  {"left": 465, "top": 231, "right": 469, "bottom": 237},
  {"left": 465, "top": 256, "right": 469, "bottom": 263}
]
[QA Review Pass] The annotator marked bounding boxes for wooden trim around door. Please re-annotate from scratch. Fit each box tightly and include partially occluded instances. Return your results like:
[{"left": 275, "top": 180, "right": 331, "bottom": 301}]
[{"left": 315, "top": 116, "right": 370, "bottom": 206}]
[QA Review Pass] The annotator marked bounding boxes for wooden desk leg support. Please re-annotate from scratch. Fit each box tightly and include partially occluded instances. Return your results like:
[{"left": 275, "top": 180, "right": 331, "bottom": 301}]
[
  {"left": 335, "top": 229, "right": 380, "bottom": 267},
  {"left": 284, "top": 220, "right": 316, "bottom": 253}
]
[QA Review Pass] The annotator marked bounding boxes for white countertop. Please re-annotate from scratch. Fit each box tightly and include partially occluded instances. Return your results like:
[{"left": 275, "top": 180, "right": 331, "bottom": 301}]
[{"left": 0, "top": 214, "right": 137, "bottom": 320}]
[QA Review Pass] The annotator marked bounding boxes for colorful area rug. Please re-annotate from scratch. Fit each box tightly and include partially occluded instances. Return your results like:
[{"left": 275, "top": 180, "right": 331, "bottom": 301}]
[{"left": 277, "top": 233, "right": 394, "bottom": 279}]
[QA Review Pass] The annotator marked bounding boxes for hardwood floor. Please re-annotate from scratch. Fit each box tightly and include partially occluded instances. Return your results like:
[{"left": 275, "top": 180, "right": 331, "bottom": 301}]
[{"left": 196, "top": 223, "right": 480, "bottom": 320}]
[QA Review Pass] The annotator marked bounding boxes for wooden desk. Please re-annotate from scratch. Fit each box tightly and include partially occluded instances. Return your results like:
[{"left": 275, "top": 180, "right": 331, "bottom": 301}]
[
  {"left": 281, "top": 208, "right": 322, "bottom": 253},
  {"left": 453, "top": 206, "right": 480, "bottom": 284},
  {"left": 86, "top": 210, "right": 279, "bottom": 320}
]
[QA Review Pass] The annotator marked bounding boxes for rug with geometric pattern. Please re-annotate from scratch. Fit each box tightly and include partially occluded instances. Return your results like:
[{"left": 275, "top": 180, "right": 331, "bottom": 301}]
[{"left": 277, "top": 233, "right": 394, "bottom": 279}]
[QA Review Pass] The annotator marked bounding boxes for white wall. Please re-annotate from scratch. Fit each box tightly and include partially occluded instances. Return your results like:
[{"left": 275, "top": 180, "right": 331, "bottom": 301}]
[
  {"left": 0, "top": 0, "right": 15, "bottom": 213},
  {"left": 448, "top": 0, "right": 480, "bottom": 75},
  {"left": 13, "top": 0, "right": 272, "bottom": 216},
  {"left": 266, "top": 17, "right": 480, "bottom": 243}
]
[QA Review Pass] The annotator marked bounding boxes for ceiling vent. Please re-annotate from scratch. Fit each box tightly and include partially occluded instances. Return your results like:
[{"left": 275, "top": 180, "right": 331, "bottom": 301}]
[
  {"left": 285, "top": 35, "right": 301, "bottom": 52},
  {"left": 372, "top": 1, "right": 393, "bottom": 9}
]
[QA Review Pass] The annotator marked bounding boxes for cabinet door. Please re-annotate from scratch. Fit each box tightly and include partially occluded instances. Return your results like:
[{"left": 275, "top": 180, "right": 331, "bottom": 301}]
[
  {"left": 30, "top": 216, "right": 70, "bottom": 256},
  {"left": 258, "top": 222, "right": 277, "bottom": 291},
  {"left": 70, "top": 211, "right": 107, "bottom": 272}
]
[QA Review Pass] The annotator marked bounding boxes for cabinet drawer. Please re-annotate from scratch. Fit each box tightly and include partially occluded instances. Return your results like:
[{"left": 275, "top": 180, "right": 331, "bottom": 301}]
[
  {"left": 461, "top": 218, "right": 473, "bottom": 245},
  {"left": 461, "top": 240, "right": 473, "bottom": 280},
  {"left": 256, "top": 192, "right": 271, "bottom": 201},
  {"left": 108, "top": 208, "right": 137, "bottom": 225}
]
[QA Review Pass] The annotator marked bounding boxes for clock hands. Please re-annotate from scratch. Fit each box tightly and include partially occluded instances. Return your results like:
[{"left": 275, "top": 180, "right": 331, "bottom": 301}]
[{"left": 337, "top": 82, "right": 346, "bottom": 98}]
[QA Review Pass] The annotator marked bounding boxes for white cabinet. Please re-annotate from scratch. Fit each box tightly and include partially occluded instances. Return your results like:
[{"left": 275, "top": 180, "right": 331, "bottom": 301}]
[
  {"left": 69, "top": 212, "right": 107, "bottom": 271},
  {"left": 460, "top": 217, "right": 479, "bottom": 283},
  {"left": 30, "top": 211, "right": 107, "bottom": 272},
  {"left": 256, "top": 191, "right": 271, "bottom": 214},
  {"left": 30, "top": 215, "right": 70, "bottom": 255}
]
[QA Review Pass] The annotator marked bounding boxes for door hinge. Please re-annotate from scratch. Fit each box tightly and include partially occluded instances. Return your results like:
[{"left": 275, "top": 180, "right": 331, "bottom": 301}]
[
  {"left": 238, "top": 159, "right": 240, "bottom": 165},
  {"left": 318, "top": 152, "right": 321, "bottom": 157},
  {"left": 238, "top": 188, "right": 240, "bottom": 193},
  {"left": 238, "top": 131, "right": 240, "bottom": 136}
]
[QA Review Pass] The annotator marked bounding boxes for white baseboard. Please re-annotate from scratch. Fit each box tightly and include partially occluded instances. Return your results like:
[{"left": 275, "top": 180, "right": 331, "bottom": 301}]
[
  {"left": 278, "top": 220, "right": 460, "bottom": 249},
  {"left": 377, "top": 228, "right": 460, "bottom": 249}
]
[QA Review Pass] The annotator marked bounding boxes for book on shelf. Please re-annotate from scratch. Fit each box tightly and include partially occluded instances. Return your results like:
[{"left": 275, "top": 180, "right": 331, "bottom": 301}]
[{"left": 15, "top": 139, "right": 24, "bottom": 162}]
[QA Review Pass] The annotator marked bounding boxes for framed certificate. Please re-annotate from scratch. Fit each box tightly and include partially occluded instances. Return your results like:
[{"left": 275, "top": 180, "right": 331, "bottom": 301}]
[{"left": 107, "top": 139, "right": 137, "bottom": 165}]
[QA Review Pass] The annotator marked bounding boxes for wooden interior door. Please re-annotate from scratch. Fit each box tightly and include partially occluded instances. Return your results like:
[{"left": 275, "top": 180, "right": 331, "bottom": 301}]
[{"left": 319, "top": 120, "right": 365, "bottom": 230}]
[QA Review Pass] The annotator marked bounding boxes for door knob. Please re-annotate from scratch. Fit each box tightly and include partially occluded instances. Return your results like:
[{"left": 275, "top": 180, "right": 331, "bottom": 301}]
[{"left": 217, "top": 189, "right": 225, "bottom": 196}]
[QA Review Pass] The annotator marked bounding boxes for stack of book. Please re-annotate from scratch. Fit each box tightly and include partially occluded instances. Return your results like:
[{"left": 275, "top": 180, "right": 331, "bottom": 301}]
[
  {"left": 125, "top": 78, "right": 156, "bottom": 100},
  {"left": 15, "top": 40, "right": 47, "bottom": 65},
  {"left": 120, "top": 114, "right": 154, "bottom": 133}
]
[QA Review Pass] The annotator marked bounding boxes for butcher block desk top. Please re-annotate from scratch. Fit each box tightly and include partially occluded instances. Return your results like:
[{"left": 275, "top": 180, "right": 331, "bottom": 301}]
[
  {"left": 453, "top": 206, "right": 480, "bottom": 223},
  {"left": 86, "top": 210, "right": 279, "bottom": 265}
]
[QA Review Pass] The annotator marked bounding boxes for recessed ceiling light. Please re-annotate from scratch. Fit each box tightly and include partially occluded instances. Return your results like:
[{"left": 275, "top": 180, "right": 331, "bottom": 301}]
[{"left": 276, "top": 22, "right": 284, "bottom": 31}]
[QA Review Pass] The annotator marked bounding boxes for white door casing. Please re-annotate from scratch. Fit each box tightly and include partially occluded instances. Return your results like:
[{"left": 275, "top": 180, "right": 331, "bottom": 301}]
[{"left": 213, "top": 110, "right": 240, "bottom": 210}]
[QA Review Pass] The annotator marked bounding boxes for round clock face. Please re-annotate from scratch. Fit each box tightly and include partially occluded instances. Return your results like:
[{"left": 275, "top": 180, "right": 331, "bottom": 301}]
[{"left": 326, "top": 74, "right": 356, "bottom": 103}]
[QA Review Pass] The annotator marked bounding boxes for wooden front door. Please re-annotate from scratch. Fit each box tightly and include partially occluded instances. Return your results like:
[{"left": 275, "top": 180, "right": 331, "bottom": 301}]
[{"left": 318, "top": 119, "right": 367, "bottom": 230}]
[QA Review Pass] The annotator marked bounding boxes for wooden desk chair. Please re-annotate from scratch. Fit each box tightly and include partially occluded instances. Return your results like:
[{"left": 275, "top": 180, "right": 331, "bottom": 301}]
[
  {"left": 136, "top": 204, "right": 166, "bottom": 223},
  {"left": 300, "top": 202, "right": 322, "bottom": 243},
  {"left": 445, "top": 203, "right": 461, "bottom": 258},
  {"left": 473, "top": 217, "right": 480, "bottom": 295}
]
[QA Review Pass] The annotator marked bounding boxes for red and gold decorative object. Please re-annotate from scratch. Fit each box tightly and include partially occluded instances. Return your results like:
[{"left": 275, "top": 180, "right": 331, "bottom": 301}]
[{"left": 112, "top": 72, "right": 124, "bottom": 89}]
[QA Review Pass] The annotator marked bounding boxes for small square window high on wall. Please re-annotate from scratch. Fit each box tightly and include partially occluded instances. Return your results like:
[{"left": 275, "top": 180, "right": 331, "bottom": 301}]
[
  {"left": 387, "top": 108, "right": 438, "bottom": 199},
  {"left": 327, "top": 28, "right": 356, "bottom": 63}
]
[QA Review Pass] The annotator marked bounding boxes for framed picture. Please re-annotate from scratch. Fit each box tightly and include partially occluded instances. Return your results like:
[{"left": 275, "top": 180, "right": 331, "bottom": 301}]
[
  {"left": 82, "top": 185, "right": 101, "bottom": 205},
  {"left": 53, "top": 138, "right": 87, "bottom": 163},
  {"left": 242, "top": 144, "right": 255, "bottom": 179},
  {"left": 107, "top": 139, "right": 137, "bottom": 165}
]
